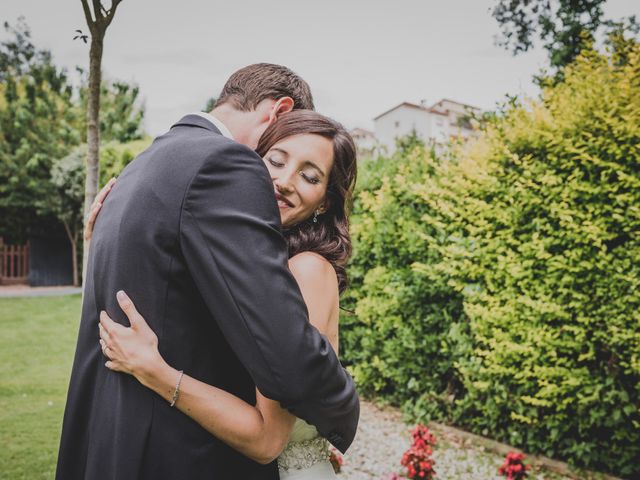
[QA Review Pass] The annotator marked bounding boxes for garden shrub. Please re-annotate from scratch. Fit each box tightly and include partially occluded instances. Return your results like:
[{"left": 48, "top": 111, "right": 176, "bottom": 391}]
[
  {"left": 342, "top": 146, "right": 468, "bottom": 419},
  {"left": 442, "top": 44, "right": 640, "bottom": 476},
  {"left": 343, "top": 42, "right": 640, "bottom": 477}
]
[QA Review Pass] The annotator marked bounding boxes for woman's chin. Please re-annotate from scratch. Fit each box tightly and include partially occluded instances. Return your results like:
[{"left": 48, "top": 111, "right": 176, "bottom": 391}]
[
  {"left": 281, "top": 217, "right": 303, "bottom": 229},
  {"left": 281, "top": 210, "right": 313, "bottom": 229}
]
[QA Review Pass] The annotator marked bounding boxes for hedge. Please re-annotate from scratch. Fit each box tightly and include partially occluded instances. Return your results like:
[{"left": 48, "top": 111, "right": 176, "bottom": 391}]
[{"left": 342, "top": 42, "right": 640, "bottom": 477}]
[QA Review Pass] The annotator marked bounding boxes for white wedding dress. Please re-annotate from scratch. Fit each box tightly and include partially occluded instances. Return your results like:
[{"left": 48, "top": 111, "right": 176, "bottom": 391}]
[{"left": 277, "top": 418, "right": 337, "bottom": 479}]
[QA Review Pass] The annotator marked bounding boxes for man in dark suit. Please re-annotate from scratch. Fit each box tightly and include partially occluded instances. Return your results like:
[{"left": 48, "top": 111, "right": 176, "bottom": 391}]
[{"left": 56, "top": 63, "right": 359, "bottom": 480}]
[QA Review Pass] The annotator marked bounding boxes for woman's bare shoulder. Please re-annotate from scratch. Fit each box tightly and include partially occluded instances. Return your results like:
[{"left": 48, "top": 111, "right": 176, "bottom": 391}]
[
  {"left": 289, "top": 252, "right": 339, "bottom": 343},
  {"left": 288, "top": 252, "right": 338, "bottom": 287}
]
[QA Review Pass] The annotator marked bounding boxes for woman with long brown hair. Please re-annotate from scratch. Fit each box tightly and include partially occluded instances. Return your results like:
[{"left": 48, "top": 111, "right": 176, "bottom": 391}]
[{"left": 89, "top": 110, "right": 357, "bottom": 479}]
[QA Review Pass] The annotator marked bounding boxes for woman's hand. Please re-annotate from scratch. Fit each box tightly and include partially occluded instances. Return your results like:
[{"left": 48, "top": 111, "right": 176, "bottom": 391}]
[
  {"left": 84, "top": 177, "right": 116, "bottom": 242},
  {"left": 99, "top": 290, "right": 165, "bottom": 385}
]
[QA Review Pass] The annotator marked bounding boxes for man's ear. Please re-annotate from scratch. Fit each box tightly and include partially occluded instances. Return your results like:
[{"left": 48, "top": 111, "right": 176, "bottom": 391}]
[{"left": 268, "top": 97, "right": 294, "bottom": 123}]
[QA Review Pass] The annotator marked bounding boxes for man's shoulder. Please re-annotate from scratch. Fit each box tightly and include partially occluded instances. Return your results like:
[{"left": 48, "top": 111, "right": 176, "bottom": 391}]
[{"left": 148, "top": 127, "right": 256, "bottom": 176}]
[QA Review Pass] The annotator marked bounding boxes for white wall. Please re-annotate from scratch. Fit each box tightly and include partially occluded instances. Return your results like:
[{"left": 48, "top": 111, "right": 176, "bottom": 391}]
[
  {"left": 374, "top": 106, "right": 431, "bottom": 154},
  {"left": 374, "top": 101, "right": 481, "bottom": 155}
]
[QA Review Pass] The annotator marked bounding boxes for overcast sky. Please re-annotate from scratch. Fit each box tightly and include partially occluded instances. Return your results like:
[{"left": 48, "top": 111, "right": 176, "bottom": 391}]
[{"left": 3, "top": 0, "right": 638, "bottom": 135}]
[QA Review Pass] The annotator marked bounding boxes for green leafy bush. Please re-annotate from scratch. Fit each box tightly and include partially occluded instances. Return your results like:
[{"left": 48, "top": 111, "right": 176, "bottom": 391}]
[
  {"left": 445, "top": 44, "right": 640, "bottom": 476},
  {"left": 99, "top": 137, "right": 152, "bottom": 185},
  {"left": 343, "top": 146, "right": 468, "bottom": 419},
  {"left": 342, "top": 42, "right": 640, "bottom": 477}
]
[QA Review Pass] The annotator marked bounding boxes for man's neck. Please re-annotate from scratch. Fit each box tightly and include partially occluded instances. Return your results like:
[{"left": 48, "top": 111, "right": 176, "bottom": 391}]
[{"left": 210, "top": 105, "right": 250, "bottom": 146}]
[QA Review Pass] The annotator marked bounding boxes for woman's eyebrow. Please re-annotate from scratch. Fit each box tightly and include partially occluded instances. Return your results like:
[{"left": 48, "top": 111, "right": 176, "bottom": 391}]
[
  {"left": 271, "top": 147, "right": 289, "bottom": 157},
  {"left": 304, "top": 161, "right": 326, "bottom": 178}
]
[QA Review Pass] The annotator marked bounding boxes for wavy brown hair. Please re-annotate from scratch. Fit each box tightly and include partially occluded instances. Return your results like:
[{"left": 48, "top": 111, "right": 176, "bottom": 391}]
[{"left": 256, "top": 110, "right": 357, "bottom": 293}]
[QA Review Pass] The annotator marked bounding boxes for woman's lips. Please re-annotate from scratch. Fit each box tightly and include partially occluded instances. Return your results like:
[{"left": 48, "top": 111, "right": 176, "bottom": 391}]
[{"left": 275, "top": 193, "right": 294, "bottom": 208}]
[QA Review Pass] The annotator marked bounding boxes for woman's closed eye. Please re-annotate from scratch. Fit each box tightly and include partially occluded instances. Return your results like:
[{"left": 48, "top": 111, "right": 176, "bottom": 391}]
[
  {"left": 301, "top": 171, "right": 321, "bottom": 185},
  {"left": 267, "top": 156, "right": 285, "bottom": 168}
]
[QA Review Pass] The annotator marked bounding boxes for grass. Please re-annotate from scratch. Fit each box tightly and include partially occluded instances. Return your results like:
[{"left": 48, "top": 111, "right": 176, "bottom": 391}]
[
  {"left": 0, "top": 295, "right": 607, "bottom": 480},
  {"left": 0, "top": 295, "right": 82, "bottom": 480}
]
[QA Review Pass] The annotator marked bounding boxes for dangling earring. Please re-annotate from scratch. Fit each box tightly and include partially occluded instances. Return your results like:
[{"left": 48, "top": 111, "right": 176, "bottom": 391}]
[{"left": 313, "top": 210, "right": 319, "bottom": 223}]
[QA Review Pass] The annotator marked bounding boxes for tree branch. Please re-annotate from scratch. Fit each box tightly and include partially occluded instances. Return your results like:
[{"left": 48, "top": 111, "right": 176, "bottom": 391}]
[
  {"left": 92, "top": 0, "right": 104, "bottom": 27},
  {"left": 62, "top": 219, "right": 74, "bottom": 244},
  {"left": 105, "top": 0, "right": 124, "bottom": 28},
  {"left": 80, "top": 0, "right": 97, "bottom": 33}
]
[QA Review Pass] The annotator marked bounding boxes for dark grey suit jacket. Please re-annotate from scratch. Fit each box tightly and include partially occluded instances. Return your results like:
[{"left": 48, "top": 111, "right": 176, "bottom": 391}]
[{"left": 56, "top": 115, "right": 359, "bottom": 480}]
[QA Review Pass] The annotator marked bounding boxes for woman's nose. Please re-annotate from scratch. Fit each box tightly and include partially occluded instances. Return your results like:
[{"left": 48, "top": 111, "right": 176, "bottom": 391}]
[{"left": 274, "top": 169, "right": 295, "bottom": 193}]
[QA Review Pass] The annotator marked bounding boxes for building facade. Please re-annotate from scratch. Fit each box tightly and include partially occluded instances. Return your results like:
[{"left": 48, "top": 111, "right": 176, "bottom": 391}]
[
  {"left": 350, "top": 127, "right": 378, "bottom": 159},
  {"left": 373, "top": 99, "right": 480, "bottom": 154}
]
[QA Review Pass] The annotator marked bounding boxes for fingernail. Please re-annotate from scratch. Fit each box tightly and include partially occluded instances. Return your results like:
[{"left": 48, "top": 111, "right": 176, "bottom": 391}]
[{"left": 117, "top": 290, "right": 128, "bottom": 302}]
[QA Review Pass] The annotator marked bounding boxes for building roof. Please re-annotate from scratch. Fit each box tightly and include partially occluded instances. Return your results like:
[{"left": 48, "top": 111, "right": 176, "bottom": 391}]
[
  {"left": 431, "top": 98, "right": 481, "bottom": 111},
  {"left": 350, "top": 127, "right": 375, "bottom": 137},
  {"left": 374, "top": 100, "right": 463, "bottom": 121},
  {"left": 373, "top": 102, "right": 427, "bottom": 120}
]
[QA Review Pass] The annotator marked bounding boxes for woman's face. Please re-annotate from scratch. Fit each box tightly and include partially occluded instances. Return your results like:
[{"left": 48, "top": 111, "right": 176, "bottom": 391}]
[{"left": 262, "top": 133, "right": 334, "bottom": 228}]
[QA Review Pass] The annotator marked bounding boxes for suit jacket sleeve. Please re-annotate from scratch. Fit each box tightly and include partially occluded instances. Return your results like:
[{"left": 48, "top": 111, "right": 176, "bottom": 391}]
[{"left": 179, "top": 140, "right": 359, "bottom": 453}]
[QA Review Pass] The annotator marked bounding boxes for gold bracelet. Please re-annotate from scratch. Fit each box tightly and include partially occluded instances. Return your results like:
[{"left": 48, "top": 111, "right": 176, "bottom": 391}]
[{"left": 169, "top": 370, "right": 184, "bottom": 407}]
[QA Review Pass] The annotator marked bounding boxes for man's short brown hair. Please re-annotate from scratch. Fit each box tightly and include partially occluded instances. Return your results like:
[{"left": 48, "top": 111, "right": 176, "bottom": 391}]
[{"left": 215, "top": 63, "right": 314, "bottom": 111}]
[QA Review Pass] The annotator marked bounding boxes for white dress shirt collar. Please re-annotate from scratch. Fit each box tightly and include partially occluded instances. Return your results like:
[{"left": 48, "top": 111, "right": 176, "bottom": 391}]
[{"left": 191, "top": 111, "right": 234, "bottom": 140}]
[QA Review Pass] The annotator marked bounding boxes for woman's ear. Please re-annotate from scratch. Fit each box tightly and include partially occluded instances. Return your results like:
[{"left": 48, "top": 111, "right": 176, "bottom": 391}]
[
  {"left": 269, "top": 97, "right": 294, "bottom": 123},
  {"left": 318, "top": 201, "right": 329, "bottom": 214}
]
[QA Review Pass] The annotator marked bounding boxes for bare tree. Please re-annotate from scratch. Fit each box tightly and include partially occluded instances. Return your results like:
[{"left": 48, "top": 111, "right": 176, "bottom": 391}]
[{"left": 80, "top": 0, "right": 124, "bottom": 279}]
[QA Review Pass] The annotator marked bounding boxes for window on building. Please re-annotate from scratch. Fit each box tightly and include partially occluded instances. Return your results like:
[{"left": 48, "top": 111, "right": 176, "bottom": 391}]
[{"left": 395, "top": 121, "right": 400, "bottom": 128}]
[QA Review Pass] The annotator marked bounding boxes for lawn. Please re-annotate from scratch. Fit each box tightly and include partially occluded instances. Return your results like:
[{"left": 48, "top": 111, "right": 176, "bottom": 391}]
[
  {"left": 0, "top": 295, "right": 611, "bottom": 480},
  {"left": 0, "top": 295, "right": 82, "bottom": 480}
]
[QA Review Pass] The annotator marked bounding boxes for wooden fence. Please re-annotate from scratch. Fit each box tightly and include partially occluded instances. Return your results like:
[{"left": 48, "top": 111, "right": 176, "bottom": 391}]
[{"left": 0, "top": 240, "right": 29, "bottom": 285}]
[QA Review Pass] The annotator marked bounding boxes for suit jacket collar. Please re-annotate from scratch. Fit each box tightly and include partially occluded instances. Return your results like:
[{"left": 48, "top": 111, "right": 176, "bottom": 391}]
[{"left": 171, "top": 114, "right": 222, "bottom": 135}]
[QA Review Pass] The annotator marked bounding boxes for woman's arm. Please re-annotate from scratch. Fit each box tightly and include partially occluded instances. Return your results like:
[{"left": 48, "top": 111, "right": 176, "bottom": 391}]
[{"left": 99, "top": 252, "right": 340, "bottom": 464}]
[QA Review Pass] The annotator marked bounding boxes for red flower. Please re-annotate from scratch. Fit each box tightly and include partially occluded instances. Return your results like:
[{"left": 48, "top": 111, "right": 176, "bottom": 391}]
[
  {"left": 400, "top": 425, "right": 437, "bottom": 480},
  {"left": 498, "top": 450, "right": 529, "bottom": 480},
  {"left": 329, "top": 448, "right": 343, "bottom": 474}
]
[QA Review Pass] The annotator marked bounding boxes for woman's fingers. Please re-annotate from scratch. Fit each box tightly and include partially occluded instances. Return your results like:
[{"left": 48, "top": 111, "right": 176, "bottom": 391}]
[
  {"left": 116, "top": 290, "right": 146, "bottom": 330},
  {"left": 84, "top": 203, "right": 102, "bottom": 242},
  {"left": 99, "top": 310, "right": 119, "bottom": 336},
  {"left": 96, "top": 177, "right": 116, "bottom": 204},
  {"left": 98, "top": 322, "right": 110, "bottom": 344},
  {"left": 99, "top": 338, "right": 114, "bottom": 358},
  {"left": 84, "top": 177, "right": 116, "bottom": 242},
  {"left": 98, "top": 324, "right": 115, "bottom": 356}
]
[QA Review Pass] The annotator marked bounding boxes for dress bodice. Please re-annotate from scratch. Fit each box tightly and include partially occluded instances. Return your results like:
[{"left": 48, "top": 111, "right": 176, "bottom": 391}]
[
  {"left": 277, "top": 418, "right": 332, "bottom": 475},
  {"left": 288, "top": 417, "right": 322, "bottom": 442}
]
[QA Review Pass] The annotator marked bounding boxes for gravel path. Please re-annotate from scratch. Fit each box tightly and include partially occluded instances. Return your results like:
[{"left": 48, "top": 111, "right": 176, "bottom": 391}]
[{"left": 338, "top": 400, "right": 571, "bottom": 480}]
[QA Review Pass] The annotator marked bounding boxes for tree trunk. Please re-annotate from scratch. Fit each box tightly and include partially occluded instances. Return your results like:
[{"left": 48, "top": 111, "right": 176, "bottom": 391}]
[
  {"left": 80, "top": 0, "right": 124, "bottom": 287},
  {"left": 82, "top": 35, "right": 103, "bottom": 282},
  {"left": 63, "top": 221, "right": 79, "bottom": 287},
  {"left": 71, "top": 234, "right": 78, "bottom": 287}
]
